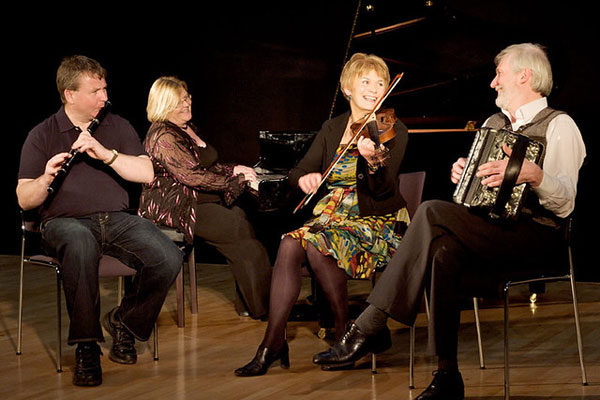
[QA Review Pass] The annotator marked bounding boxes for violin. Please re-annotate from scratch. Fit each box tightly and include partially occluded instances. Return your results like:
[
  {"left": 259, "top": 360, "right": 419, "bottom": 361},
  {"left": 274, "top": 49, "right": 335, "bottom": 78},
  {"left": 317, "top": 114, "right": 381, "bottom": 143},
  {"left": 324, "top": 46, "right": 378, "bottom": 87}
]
[
  {"left": 350, "top": 108, "right": 397, "bottom": 167},
  {"left": 293, "top": 73, "right": 404, "bottom": 214}
]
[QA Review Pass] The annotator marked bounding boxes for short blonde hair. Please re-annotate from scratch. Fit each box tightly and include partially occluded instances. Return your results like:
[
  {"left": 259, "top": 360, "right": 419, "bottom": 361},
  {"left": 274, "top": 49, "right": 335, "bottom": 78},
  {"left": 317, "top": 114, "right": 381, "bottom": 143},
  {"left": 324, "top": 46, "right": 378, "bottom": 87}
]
[
  {"left": 146, "top": 76, "right": 189, "bottom": 122},
  {"left": 340, "top": 53, "right": 390, "bottom": 99},
  {"left": 495, "top": 43, "right": 553, "bottom": 96}
]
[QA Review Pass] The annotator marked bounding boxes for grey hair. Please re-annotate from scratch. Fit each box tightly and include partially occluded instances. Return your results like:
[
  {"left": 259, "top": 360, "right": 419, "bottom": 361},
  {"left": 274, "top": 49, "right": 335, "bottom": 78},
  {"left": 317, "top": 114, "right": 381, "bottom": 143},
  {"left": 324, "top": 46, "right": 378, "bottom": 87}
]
[{"left": 495, "top": 43, "right": 553, "bottom": 96}]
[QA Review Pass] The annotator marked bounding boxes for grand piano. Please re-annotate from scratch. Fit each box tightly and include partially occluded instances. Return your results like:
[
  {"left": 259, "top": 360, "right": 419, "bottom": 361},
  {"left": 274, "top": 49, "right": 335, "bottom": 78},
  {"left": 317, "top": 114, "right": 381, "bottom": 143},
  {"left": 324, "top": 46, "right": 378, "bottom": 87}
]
[{"left": 248, "top": 130, "right": 317, "bottom": 212}]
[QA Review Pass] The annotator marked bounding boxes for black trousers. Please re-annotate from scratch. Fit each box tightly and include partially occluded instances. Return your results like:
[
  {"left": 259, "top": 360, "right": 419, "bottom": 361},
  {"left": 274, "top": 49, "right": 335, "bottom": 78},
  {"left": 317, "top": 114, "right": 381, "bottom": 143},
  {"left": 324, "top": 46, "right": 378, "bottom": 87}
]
[
  {"left": 193, "top": 203, "right": 272, "bottom": 318},
  {"left": 367, "top": 200, "right": 562, "bottom": 360}
]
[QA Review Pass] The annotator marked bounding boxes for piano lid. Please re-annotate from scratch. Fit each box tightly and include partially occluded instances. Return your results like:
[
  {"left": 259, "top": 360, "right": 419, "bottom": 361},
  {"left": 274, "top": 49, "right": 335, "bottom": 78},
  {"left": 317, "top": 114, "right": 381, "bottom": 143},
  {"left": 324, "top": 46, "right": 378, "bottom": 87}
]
[
  {"left": 329, "top": 0, "right": 564, "bottom": 129},
  {"left": 257, "top": 130, "right": 317, "bottom": 172}
]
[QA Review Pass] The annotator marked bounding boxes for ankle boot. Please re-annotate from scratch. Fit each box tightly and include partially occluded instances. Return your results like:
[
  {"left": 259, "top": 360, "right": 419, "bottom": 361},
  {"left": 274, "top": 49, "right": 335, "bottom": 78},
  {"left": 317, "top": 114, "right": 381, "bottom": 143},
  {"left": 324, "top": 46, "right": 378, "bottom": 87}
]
[
  {"left": 416, "top": 369, "right": 465, "bottom": 400},
  {"left": 234, "top": 342, "right": 290, "bottom": 377}
]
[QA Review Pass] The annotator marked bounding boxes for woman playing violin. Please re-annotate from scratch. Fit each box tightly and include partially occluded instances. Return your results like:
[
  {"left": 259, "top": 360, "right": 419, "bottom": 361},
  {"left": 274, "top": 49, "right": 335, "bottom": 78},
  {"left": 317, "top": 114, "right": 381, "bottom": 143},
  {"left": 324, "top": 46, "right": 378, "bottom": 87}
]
[{"left": 235, "top": 53, "right": 410, "bottom": 376}]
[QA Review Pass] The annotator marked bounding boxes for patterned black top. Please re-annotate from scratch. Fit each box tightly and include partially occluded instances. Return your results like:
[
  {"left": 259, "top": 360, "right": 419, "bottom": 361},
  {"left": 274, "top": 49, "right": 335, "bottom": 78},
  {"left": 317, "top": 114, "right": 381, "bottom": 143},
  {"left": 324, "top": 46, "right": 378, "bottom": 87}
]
[{"left": 138, "top": 121, "right": 245, "bottom": 242}]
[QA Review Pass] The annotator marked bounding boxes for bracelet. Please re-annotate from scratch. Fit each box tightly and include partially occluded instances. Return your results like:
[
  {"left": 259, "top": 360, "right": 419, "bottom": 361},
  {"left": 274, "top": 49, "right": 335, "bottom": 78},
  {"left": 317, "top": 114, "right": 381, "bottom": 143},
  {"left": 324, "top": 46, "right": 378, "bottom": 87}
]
[{"left": 104, "top": 149, "right": 119, "bottom": 166}]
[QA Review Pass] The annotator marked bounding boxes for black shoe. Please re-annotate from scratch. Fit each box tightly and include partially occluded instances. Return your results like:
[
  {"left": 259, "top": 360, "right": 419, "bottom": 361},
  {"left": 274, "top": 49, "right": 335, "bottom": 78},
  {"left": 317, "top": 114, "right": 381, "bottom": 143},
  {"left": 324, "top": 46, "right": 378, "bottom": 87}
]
[
  {"left": 312, "top": 322, "right": 391, "bottom": 365},
  {"left": 320, "top": 362, "right": 355, "bottom": 371},
  {"left": 102, "top": 307, "right": 137, "bottom": 364},
  {"left": 73, "top": 342, "right": 102, "bottom": 386},
  {"left": 416, "top": 370, "right": 465, "bottom": 400},
  {"left": 234, "top": 342, "right": 290, "bottom": 377}
]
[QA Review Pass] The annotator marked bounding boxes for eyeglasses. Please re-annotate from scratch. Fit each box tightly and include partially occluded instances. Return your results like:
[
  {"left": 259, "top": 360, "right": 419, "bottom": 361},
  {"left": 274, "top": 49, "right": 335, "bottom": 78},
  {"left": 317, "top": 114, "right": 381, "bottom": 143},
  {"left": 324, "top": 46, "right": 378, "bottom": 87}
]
[{"left": 178, "top": 94, "right": 192, "bottom": 107}]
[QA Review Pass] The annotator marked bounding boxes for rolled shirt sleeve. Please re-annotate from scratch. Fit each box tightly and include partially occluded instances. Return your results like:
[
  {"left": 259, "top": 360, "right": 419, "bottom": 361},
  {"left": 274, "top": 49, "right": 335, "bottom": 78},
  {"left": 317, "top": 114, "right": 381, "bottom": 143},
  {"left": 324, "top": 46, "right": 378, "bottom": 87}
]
[{"left": 532, "top": 114, "right": 586, "bottom": 218}]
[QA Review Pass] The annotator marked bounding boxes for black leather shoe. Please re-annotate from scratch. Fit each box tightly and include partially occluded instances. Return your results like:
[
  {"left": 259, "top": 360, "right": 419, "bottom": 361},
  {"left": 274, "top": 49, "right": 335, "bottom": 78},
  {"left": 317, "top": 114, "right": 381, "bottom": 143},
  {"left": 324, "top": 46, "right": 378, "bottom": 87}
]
[
  {"left": 312, "top": 322, "right": 391, "bottom": 365},
  {"left": 416, "top": 370, "right": 465, "bottom": 400},
  {"left": 320, "top": 362, "right": 355, "bottom": 371},
  {"left": 73, "top": 342, "right": 102, "bottom": 386},
  {"left": 234, "top": 342, "right": 290, "bottom": 377},
  {"left": 102, "top": 307, "right": 137, "bottom": 364}
]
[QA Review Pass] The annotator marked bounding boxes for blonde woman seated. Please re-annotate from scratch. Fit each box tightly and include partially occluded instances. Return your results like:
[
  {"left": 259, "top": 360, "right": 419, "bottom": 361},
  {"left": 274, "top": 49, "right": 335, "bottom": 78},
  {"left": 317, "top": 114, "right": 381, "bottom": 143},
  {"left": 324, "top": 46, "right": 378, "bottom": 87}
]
[
  {"left": 139, "top": 76, "right": 272, "bottom": 319},
  {"left": 235, "top": 53, "right": 410, "bottom": 376}
]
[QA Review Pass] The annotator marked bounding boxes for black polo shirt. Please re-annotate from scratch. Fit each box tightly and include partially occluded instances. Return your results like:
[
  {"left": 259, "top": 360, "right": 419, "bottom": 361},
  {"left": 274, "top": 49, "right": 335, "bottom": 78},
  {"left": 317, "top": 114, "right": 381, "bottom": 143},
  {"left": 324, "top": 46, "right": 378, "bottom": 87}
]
[{"left": 18, "top": 106, "right": 146, "bottom": 221}]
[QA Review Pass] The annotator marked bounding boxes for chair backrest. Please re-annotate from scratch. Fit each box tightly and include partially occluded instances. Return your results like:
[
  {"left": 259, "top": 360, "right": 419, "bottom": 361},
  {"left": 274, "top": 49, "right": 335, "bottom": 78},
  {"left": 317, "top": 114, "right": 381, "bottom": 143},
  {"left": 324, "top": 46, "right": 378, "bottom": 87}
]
[
  {"left": 398, "top": 171, "right": 426, "bottom": 219},
  {"left": 21, "top": 209, "right": 41, "bottom": 233},
  {"left": 20, "top": 210, "right": 45, "bottom": 259}
]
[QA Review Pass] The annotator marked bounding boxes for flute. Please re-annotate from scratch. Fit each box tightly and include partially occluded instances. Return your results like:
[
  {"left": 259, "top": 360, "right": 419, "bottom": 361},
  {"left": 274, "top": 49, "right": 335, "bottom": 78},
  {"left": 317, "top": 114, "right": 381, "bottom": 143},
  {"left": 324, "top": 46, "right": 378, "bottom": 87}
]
[{"left": 47, "top": 100, "right": 112, "bottom": 194}]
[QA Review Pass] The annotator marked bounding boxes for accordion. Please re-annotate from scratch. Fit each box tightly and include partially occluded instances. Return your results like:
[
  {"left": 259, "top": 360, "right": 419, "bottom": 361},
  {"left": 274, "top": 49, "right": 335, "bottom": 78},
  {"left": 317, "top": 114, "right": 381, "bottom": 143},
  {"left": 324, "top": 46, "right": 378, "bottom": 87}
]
[{"left": 453, "top": 127, "right": 544, "bottom": 220}]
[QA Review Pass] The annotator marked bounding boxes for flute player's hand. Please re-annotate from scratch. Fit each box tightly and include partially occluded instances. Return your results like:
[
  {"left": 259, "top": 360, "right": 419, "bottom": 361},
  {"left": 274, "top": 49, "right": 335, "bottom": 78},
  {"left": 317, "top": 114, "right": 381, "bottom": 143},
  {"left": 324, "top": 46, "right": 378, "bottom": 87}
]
[
  {"left": 45, "top": 152, "right": 71, "bottom": 178},
  {"left": 71, "top": 131, "right": 114, "bottom": 163}
]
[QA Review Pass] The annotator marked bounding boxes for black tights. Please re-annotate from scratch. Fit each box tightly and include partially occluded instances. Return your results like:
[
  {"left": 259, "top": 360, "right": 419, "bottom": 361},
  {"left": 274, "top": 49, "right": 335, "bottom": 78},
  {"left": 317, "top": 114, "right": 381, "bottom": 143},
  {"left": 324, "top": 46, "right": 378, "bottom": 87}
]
[{"left": 262, "top": 236, "right": 349, "bottom": 350}]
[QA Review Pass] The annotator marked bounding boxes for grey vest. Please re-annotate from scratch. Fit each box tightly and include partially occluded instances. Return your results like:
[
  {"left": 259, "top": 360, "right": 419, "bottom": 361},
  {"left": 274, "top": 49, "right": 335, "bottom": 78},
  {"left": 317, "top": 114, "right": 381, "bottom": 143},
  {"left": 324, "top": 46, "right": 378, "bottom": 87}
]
[{"left": 483, "top": 107, "right": 566, "bottom": 228}]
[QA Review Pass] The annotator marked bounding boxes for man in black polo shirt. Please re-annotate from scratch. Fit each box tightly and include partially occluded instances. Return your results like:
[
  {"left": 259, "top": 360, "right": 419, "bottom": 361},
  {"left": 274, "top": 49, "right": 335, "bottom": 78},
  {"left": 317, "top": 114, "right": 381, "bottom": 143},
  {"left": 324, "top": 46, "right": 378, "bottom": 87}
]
[{"left": 17, "top": 55, "right": 182, "bottom": 386}]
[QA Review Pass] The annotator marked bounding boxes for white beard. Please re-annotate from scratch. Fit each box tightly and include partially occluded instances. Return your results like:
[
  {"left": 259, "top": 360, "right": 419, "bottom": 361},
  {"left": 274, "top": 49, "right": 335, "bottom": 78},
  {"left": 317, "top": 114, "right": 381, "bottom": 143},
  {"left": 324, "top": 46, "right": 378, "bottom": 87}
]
[
  {"left": 495, "top": 90, "right": 509, "bottom": 110},
  {"left": 494, "top": 83, "right": 519, "bottom": 111}
]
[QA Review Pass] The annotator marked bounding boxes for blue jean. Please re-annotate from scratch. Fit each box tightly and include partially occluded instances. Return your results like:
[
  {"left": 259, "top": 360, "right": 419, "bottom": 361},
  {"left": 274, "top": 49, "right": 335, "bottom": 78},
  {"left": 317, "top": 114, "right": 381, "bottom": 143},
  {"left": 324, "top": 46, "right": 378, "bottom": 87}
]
[{"left": 41, "top": 211, "right": 182, "bottom": 344}]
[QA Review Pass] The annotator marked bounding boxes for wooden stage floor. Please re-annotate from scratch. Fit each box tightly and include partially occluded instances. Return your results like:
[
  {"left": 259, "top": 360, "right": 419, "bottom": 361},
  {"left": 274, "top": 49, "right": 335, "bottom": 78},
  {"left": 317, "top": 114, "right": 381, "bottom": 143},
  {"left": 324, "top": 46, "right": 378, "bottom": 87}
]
[{"left": 0, "top": 255, "right": 598, "bottom": 399}]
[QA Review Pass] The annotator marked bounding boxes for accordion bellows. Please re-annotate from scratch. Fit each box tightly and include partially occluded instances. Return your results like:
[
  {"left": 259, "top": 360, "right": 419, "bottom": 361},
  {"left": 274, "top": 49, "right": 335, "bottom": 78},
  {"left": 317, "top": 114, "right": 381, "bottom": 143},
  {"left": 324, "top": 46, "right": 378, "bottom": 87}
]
[{"left": 453, "top": 127, "right": 544, "bottom": 220}]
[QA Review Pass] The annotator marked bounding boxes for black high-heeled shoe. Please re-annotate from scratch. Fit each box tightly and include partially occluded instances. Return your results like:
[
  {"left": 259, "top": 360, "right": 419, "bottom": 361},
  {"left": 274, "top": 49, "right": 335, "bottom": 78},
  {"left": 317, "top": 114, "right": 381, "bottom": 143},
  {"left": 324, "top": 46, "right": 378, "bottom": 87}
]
[{"left": 234, "top": 342, "right": 290, "bottom": 377}]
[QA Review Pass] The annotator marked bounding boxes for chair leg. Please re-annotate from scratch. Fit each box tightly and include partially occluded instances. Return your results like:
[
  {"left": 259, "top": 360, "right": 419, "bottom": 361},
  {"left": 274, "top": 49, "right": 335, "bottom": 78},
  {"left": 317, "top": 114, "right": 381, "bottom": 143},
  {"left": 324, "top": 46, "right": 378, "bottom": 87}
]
[
  {"left": 118, "top": 276, "right": 124, "bottom": 304},
  {"left": 407, "top": 292, "right": 427, "bottom": 389},
  {"left": 371, "top": 353, "right": 377, "bottom": 374},
  {"left": 175, "top": 267, "right": 185, "bottom": 328},
  {"left": 473, "top": 297, "right": 485, "bottom": 369},
  {"left": 17, "top": 243, "right": 25, "bottom": 356},
  {"left": 409, "top": 324, "right": 415, "bottom": 389},
  {"left": 423, "top": 291, "right": 430, "bottom": 321},
  {"left": 56, "top": 272, "right": 63, "bottom": 373},
  {"left": 188, "top": 249, "right": 198, "bottom": 314},
  {"left": 153, "top": 322, "right": 159, "bottom": 361},
  {"left": 369, "top": 270, "right": 378, "bottom": 373},
  {"left": 568, "top": 271, "right": 588, "bottom": 385},
  {"left": 369, "top": 274, "right": 378, "bottom": 375},
  {"left": 503, "top": 284, "right": 510, "bottom": 400}
]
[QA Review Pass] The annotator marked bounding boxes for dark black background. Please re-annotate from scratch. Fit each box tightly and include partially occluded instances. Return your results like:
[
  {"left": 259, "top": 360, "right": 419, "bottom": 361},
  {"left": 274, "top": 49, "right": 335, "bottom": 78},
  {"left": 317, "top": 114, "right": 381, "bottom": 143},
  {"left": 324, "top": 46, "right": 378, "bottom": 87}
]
[{"left": 3, "top": 1, "right": 597, "bottom": 281}]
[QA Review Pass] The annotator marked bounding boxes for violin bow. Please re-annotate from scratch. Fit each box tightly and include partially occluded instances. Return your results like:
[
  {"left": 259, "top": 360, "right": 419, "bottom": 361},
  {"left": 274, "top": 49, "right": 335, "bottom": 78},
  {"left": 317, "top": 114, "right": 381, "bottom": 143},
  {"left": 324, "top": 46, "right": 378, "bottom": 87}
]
[{"left": 293, "top": 72, "right": 404, "bottom": 214}]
